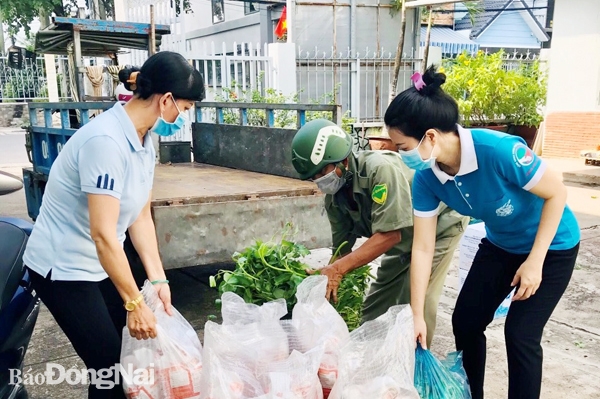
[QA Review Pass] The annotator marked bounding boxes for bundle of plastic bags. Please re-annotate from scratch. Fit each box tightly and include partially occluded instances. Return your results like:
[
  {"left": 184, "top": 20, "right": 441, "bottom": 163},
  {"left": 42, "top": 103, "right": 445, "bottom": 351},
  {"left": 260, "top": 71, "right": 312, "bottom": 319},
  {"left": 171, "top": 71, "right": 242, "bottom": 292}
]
[
  {"left": 120, "top": 280, "right": 203, "bottom": 399},
  {"left": 328, "top": 305, "right": 420, "bottom": 399},
  {"left": 201, "top": 290, "right": 325, "bottom": 399},
  {"left": 290, "top": 276, "right": 349, "bottom": 397},
  {"left": 414, "top": 344, "right": 472, "bottom": 399}
]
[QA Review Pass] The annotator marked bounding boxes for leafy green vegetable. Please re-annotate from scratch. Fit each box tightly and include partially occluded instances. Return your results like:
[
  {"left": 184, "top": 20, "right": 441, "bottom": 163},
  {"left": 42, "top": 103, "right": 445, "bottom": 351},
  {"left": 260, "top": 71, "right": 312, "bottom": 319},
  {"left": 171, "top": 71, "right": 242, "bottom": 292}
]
[
  {"left": 331, "top": 265, "right": 373, "bottom": 331},
  {"left": 210, "top": 227, "right": 373, "bottom": 330}
]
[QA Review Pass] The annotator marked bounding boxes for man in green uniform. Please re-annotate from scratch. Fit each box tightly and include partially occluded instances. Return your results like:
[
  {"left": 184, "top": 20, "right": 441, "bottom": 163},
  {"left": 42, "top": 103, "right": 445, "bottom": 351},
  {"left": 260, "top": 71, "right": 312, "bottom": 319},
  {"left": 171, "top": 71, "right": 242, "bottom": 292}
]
[{"left": 291, "top": 119, "right": 469, "bottom": 346}]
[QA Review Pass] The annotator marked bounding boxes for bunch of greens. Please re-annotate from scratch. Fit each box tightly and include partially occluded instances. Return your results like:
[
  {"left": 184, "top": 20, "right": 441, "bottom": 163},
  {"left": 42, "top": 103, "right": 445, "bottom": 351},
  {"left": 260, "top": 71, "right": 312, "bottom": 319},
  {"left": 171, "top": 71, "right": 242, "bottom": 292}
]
[
  {"left": 209, "top": 229, "right": 373, "bottom": 331},
  {"left": 209, "top": 236, "right": 310, "bottom": 311},
  {"left": 325, "top": 241, "right": 374, "bottom": 331}
]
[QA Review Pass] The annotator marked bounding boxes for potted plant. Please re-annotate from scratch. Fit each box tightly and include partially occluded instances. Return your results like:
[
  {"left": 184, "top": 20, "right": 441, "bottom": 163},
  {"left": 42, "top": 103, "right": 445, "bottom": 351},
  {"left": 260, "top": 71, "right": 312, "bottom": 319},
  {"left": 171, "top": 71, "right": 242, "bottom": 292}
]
[
  {"left": 502, "top": 61, "right": 547, "bottom": 148},
  {"left": 444, "top": 51, "right": 511, "bottom": 131},
  {"left": 443, "top": 50, "right": 548, "bottom": 146}
]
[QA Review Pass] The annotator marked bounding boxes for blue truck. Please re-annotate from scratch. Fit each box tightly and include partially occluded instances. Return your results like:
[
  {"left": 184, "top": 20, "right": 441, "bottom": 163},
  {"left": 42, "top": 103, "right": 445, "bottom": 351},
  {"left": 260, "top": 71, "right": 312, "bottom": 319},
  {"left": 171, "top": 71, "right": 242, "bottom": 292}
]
[{"left": 22, "top": 100, "right": 339, "bottom": 269}]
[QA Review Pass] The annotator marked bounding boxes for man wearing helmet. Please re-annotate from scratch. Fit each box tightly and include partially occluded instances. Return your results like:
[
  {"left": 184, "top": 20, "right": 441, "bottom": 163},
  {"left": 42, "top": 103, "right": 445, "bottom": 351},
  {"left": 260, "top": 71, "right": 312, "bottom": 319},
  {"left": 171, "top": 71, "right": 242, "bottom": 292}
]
[{"left": 291, "top": 119, "right": 469, "bottom": 346}]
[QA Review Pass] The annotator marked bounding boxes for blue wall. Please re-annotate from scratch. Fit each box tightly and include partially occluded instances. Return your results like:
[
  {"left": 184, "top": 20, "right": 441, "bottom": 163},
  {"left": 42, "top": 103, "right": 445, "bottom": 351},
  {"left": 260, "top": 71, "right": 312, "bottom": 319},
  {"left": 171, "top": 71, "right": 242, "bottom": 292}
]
[{"left": 477, "top": 10, "right": 541, "bottom": 49}]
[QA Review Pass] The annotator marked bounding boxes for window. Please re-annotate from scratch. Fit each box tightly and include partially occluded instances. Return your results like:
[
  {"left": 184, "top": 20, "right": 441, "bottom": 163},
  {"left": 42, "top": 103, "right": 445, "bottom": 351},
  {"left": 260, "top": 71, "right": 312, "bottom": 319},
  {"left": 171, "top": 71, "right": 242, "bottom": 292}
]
[
  {"left": 245, "top": 2, "right": 259, "bottom": 14},
  {"left": 212, "top": 0, "right": 225, "bottom": 24}
]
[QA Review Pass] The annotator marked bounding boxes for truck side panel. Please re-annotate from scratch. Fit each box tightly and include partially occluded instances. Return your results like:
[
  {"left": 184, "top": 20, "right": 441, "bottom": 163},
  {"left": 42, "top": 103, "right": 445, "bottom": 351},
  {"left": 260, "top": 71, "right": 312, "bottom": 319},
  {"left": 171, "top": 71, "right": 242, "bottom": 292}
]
[{"left": 152, "top": 194, "right": 332, "bottom": 269}]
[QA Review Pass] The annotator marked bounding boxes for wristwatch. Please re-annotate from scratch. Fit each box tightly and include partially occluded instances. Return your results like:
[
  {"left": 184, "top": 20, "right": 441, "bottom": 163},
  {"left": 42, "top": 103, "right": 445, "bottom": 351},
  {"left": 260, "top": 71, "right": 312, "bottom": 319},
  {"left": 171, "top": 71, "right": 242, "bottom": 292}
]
[{"left": 124, "top": 294, "right": 144, "bottom": 311}]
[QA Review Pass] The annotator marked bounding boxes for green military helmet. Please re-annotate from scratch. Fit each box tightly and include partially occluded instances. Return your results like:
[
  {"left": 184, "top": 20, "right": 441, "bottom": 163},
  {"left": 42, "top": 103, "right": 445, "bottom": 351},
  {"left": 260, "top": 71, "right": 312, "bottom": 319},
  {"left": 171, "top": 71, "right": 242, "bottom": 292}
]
[{"left": 291, "top": 119, "right": 353, "bottom": 180}]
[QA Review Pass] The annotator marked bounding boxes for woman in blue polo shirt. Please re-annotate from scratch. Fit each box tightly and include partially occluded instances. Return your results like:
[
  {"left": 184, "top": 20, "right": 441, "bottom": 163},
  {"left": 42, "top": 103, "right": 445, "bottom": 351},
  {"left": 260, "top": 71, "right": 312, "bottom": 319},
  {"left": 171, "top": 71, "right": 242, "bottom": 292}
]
[
  {"left": 23, "top": 51, "right": 204, "bottom": 398},
  {"left": 384, "top": 66, "right": 580, "bottom": 399}
]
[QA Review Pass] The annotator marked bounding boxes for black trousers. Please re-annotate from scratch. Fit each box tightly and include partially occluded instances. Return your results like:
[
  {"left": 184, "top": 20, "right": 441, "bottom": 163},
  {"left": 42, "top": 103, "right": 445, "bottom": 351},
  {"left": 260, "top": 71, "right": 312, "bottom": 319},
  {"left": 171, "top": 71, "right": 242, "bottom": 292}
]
[
  {"left": 26, "top": 233, "right": 146, "bottom": 399},
  {"left": 452, "top": 238, "right": 579, "bottom": 399},
  {"left": 28, "top": 268, "right": 128, "bottom": 399}
]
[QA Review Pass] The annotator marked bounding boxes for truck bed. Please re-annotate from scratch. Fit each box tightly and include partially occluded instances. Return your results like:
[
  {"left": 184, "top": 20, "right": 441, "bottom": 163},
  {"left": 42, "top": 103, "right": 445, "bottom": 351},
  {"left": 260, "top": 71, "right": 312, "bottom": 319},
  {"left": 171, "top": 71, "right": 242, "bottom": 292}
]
[
  {"left": 149, "top": 163, "right": 331, "bottom": 269},
  {"left": 151, "top": 163, "right": 319, "bottom": 204}
]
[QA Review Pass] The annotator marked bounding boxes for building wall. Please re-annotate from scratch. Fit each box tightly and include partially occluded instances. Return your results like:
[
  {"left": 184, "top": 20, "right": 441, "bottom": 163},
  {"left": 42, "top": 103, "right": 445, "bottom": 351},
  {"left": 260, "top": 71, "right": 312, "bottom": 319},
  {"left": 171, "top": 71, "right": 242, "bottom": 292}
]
[
  {"left": 542, "top": 0, "right": 600, "bottom": 157},
  {"left": 294, "top": 0, "right": 417, "bottom": 56},
  {"left": 477, "top": 9, "right": 543, "bottom": 49},
  {"left": 184, "top": 0, "right": 264, "bottom": 46},
  {"left": 543, "top": 113, "right": 600, "bottom": 157},
  {"left": 185, "top": 0, "right": 418, "bottom": 57}
]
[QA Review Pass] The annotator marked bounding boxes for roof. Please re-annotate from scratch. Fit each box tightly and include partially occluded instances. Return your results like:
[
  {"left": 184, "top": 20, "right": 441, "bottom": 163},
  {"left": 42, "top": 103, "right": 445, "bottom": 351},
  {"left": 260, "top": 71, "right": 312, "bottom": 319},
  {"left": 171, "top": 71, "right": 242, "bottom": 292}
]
[
  {"left": 34, "top": 17, "right": 171, "bottom": 56},
  {"left": 420, "top": 27, "right": 479, "bottom": 55},
  {"left": 455, "top": 0, "right": 549, "bottom": 42}
]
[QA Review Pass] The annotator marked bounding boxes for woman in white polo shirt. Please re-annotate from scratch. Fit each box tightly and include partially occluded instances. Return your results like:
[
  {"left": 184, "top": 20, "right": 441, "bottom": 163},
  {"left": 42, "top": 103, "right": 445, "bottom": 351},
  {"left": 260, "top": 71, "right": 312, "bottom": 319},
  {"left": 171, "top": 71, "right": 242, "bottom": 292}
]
[
  {"left": 383, "top": 66, "right": 580, "bottom": 399},
  {"left": 23, "top": 51, "right": 205, "bottom": 399}
]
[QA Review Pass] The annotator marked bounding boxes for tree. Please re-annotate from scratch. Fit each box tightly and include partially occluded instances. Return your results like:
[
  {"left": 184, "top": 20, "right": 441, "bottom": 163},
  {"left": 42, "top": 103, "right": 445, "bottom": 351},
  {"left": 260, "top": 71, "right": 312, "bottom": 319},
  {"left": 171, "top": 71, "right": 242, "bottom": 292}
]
[
  {"left": 1, "top": 0, "right": 192, "bottom": 46},
  {"left": 0, "top": 0, "right": 75, "bottom": 43},
  {"left": 389, "top": 0, "right": 407, "bottom": 102},
  {"left": 421, "top": 2, "right": 483, "bottom": 71}
]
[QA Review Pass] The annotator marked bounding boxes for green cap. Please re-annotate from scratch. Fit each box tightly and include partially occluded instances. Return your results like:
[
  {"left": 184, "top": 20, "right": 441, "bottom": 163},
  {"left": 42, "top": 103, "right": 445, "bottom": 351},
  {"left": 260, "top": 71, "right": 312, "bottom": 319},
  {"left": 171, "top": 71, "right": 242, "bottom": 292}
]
[{"left": 291, "top": 119, "right": 353, "bottom": 180}]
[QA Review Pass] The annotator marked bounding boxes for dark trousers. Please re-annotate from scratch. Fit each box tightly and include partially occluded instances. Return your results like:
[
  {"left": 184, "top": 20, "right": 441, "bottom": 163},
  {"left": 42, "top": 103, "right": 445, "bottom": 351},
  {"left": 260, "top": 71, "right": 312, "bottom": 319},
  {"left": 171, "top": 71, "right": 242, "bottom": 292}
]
[
  {"left": 452, "top": 238, "right": 579, "bottom": 399},
  {"left": 28, "top": 268, "right": 128, "bottom": 399},
  {"left": 26, "top": 233, "right": 146, "bottom": 399}
]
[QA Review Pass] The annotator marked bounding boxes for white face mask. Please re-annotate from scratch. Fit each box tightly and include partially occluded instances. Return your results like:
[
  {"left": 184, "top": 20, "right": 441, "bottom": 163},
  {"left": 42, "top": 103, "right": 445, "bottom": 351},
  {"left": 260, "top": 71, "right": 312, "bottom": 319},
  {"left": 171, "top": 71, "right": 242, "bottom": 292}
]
[{"left": 314, "top": 167, "right": 346, "bottom": 195}]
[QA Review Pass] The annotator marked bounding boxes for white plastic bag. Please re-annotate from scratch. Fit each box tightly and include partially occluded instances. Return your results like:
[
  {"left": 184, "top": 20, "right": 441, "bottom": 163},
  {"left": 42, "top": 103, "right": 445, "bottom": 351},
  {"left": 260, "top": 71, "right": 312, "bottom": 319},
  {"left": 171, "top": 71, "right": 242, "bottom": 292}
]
[
  {"left": 221, "top": 291, "right": 288, "bottom": 325},
  {"left": 260, "top": 347, "right": 325, "bottom": 399},
  {"left": 200, "top": 293, "right": 290, "bottom": 399},
  {"left": 120, "top": 281, "right": 203, "bottom": 399},
  {"left": 328, "top": 305, "right": 420, "bottom": 399},
  {"left": 291, "top": 276, "right": 349, "bottom": 391}
]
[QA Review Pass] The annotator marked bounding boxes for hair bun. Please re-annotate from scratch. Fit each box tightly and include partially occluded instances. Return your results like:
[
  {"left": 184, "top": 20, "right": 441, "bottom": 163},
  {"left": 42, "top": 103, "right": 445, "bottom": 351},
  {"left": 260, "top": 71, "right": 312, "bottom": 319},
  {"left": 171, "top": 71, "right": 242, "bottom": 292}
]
[
  {"left": 421, "top": 65, "right": 446, "bottom": 95},
  {"left": 118, "top": 66, "right": 141, "bottom": 92}
]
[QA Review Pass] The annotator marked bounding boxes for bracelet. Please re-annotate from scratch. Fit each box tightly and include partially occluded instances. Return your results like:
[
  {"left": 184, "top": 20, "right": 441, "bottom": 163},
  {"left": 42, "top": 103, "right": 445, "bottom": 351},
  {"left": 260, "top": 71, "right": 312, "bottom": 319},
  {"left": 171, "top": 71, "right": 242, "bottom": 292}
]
[{"left": 151, "top": 279, "right": 169, "bottom": 285}]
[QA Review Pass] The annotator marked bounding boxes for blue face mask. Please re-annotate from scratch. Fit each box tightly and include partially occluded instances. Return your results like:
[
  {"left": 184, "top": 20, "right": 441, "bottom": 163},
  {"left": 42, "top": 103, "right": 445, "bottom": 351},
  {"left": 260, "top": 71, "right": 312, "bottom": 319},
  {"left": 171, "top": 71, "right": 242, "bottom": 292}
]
[
  {"left": 151, "top": 96, "right": 188, "bottom": 137},
  {"left": 398, "top": 135, "right": 436, "bottom": 171}
]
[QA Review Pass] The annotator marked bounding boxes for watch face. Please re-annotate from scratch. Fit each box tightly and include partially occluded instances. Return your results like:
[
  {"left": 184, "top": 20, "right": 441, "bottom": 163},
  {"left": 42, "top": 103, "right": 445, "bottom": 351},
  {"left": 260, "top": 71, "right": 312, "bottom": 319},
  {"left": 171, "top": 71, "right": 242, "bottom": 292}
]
[{"left": 125, "top": 303, "right": 134, "bottom": 311}]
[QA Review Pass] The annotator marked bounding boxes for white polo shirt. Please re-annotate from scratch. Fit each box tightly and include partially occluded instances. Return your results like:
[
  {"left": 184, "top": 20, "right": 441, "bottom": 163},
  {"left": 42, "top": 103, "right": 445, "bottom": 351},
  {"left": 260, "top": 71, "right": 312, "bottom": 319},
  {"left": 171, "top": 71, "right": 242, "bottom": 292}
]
[{"left": 23, "top": 102, "right": 155, "bottom": 281}]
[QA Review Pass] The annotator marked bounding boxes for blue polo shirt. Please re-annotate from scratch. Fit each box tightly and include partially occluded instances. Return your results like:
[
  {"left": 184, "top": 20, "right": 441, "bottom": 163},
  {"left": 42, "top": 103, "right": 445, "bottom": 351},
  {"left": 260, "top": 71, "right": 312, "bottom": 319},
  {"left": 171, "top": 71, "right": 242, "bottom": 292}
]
[
  {"left": 412, "top": 126, "right": 580, "bottom": 254},
  {"left": 23, "top": 102, "right": 155, "bottom": 281}
]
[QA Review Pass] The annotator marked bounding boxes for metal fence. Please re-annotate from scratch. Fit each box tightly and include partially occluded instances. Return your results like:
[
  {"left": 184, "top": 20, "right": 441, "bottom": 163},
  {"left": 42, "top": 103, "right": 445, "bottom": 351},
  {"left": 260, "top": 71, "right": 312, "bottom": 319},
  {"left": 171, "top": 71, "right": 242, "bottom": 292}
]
[
  {"left": 297, "top": 47, "right": 420, "bottom": 123},
  {"left": 442, "top": 49, "right": 546, "bottom": 71},
  {"left": 0, "top": 56, "right": 72, "bottom": 102}
]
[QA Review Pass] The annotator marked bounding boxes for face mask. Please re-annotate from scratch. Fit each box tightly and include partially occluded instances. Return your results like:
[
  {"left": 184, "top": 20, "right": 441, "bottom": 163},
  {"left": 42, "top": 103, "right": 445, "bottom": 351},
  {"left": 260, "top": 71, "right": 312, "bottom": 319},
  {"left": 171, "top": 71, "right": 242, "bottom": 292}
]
[
  {"left": 150, "top": 96, "right": 188, "bottom": 137},
  {"left": 314, "top": 166, "right": 346, "bottom": 195},
  {"left": 398, "top": 135, "right": 436, "bottom": 171}
]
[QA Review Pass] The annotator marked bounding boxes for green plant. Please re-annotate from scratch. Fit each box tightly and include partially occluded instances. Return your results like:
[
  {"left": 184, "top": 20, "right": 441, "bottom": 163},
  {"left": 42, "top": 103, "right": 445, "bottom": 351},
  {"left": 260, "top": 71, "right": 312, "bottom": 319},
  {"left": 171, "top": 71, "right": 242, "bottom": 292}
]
[
  {"left": 443, "top": 50, "right": 547, "bottom": 128},
  {"left": 215, "top": 81, "right": 355, "bottom": 133},
  {"left": 502, "top": 61, "right": 547, "bottom": 127},
  {"left": 209, "top": 226, "right": 372, "bottom": 331}
]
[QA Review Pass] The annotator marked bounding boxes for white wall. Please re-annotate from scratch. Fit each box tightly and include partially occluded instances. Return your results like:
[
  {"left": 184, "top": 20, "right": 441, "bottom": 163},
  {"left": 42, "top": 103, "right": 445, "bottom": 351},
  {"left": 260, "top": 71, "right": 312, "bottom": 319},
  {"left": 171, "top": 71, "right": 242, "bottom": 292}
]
[
  {"left": 546, "top": 0, "right": 600, "bottom": 113},
  {"left": 185, "top": 0, "right": 254, "bottom": 27}
]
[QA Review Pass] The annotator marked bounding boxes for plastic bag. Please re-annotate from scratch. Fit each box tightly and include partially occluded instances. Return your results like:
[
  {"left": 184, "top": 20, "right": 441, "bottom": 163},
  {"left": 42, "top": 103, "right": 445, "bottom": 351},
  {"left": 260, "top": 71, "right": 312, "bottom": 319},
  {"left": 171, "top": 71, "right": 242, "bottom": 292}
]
[
  {"left": 291, "top": 276, "right": 349, "bottom": 393},
  {"left": 259, "top": 347, "right": 325, "bottom": 399},
  {"left": 200, "top": 293, "right": 290, "bottom": 399},
  {"left": 414, "top": 344, "right": 472, "bottom": 399},
  {"left": 328, "top": 305, "right": 420, "bottom": 399},
  {"left": 221, "top": 291, "right": 288, "bottom": 325},
  {"left": 121, "top": 281, "right": 203, "bottom": 399}
]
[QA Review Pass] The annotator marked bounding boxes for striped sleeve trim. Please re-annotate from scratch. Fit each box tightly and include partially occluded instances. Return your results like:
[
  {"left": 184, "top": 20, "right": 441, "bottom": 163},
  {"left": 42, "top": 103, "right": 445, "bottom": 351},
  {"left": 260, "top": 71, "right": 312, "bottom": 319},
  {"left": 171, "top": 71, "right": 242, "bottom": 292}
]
[{"left": 523, "top": 161, "right": 547, "bottom": 191}]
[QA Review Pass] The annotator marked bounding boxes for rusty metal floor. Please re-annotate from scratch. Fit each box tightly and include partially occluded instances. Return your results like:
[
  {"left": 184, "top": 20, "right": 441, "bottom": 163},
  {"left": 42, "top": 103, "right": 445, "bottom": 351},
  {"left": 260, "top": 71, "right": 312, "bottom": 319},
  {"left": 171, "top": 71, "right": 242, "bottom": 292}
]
[{"left": 151, "top": 163, "right": 319, "bottom": 204}]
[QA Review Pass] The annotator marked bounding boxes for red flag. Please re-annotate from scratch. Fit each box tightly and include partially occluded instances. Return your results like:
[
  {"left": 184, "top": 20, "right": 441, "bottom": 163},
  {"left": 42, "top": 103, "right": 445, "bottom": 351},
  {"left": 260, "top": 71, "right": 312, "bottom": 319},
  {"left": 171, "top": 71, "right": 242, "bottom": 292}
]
[{"left": 275, "top": 6, "right": 287, "bottom": 38}]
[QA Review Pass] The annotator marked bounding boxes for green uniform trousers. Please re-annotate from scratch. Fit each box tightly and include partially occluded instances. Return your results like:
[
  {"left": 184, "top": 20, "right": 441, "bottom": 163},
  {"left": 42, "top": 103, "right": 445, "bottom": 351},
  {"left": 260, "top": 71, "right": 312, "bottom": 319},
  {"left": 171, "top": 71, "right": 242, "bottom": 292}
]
[{"left": 361, "top": 216, "right": 469, "bottom": 347}]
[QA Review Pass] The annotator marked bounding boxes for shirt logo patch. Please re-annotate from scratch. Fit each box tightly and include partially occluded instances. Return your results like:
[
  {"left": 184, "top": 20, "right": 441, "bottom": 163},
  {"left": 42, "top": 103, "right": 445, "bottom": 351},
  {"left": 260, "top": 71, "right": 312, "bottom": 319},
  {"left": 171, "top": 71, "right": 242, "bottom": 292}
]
[
  {"left": 96, "top": 174, "right": 115, "bottom": 190},
  {"left": 512, "top": 143, "right": 535, "bottom": 167},
  {"left": 372, "top": 184, "right": 388, "bottom": 205},
  {"left": 496, "top": 199, "right": 514, "bottom": 217}
]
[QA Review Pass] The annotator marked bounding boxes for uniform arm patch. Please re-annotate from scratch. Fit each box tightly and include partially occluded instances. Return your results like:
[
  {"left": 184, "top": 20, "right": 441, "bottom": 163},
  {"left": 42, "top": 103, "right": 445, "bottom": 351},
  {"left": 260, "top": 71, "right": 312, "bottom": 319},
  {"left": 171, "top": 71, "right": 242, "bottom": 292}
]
[{"left": 372, "top": 183, "right": 388, "bottom": 205}]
